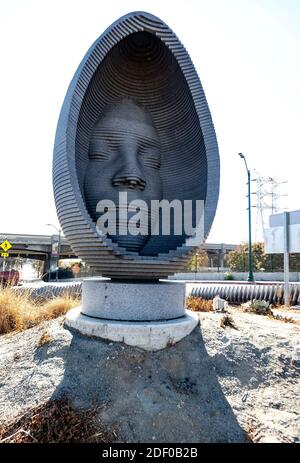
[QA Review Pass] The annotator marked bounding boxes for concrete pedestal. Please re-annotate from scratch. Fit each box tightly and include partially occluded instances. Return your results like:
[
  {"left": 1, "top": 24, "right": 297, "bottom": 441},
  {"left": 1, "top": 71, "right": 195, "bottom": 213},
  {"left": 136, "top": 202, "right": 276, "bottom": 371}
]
[
  {"left": 64, "top": 279, "right": 197, "bottom": 351},
  {"left": 81, "top": 279, "right": 185, "bottom": 321},
  {"left": 65, "top": 307, "right": 199, "bottom": 351}
]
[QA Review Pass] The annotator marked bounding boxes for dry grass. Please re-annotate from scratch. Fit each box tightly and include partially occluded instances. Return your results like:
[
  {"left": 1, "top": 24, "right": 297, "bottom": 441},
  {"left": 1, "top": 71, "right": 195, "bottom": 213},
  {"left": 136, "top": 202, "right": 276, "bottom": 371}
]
[
  {"left": 220, "top": 314, "right": 238, "bottom": 330},
  {"left": 0, "top": 398, "right": 117, "bottom": 443},
  {"left": 241, "top": 301, "right": 299, "bottom": 325},
  {"left": 0, "top": 288, "right": 79, "bottom": 335},
  {"left": 41, "top": 295, "right": 78, "bottom": 319},
  {"left": 270, "top": 314, "right": 298, "bottom": 325},
  {"left": 245, "top": 419, "right": 257, "bottom": 443},
  {"left": 186, "top": 296, "right": 213, "bottom": 312},
  {"left": 37, "top": 332, "right": 52, "bottom": 347}
]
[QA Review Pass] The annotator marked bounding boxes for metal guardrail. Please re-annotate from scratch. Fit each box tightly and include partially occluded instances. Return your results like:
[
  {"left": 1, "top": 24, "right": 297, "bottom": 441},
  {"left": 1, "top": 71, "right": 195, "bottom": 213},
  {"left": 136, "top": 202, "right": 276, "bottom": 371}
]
[{"left": 13, "top": 282, "right": 82, "bottom": 300}]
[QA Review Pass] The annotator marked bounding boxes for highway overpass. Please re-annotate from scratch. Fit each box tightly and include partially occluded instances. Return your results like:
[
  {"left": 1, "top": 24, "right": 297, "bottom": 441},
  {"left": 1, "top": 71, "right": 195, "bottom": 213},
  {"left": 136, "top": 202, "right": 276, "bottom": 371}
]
[{"left": 0, "top": 233, "right": 237, "bottom": 272}]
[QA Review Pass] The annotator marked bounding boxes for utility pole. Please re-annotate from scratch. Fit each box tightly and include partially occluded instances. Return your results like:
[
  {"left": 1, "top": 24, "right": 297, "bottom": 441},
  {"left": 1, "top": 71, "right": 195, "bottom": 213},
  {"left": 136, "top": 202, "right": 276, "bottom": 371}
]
[
  {"left": 239, "top": 153, "right": 254, "bottom": 282},
  {"left": 283, "top": 212, "right": 290, "bottom": 307},
  {"left": 46, "top": 224, "right": 62, "bottom": 281}
]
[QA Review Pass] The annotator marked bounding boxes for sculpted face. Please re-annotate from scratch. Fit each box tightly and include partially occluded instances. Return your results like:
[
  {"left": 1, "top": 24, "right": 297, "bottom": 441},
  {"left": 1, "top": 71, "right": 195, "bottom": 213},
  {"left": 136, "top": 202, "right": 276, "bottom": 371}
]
[{"left": 84, "top": 98, "right": 163, "bottom": 252}]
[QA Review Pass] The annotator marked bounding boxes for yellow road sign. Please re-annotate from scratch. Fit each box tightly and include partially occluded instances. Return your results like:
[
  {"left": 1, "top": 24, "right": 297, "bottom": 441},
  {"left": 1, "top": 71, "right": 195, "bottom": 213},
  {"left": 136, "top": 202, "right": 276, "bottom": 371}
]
[
  {"left": 1, "top": 252, "right": 9, "bottom": 258},
  {"left": 0, "top": 240, "right": 12, "bottom": 252}
]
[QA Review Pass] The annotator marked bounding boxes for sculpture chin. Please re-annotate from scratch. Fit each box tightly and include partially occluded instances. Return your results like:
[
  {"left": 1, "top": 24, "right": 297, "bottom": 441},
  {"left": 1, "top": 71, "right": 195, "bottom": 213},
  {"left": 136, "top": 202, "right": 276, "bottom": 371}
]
[
  {"left": 110, "top": 229, "right": 149, "bottom": 253},
  {"left": 96, "top": 200, "right": 157, "bottom": 253}
]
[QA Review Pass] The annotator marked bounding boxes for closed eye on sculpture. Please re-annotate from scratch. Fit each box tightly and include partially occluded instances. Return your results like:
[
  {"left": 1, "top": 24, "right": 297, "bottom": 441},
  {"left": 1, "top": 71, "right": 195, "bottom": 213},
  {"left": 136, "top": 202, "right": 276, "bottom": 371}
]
[
  {"left": 88, "top": 139, "right": 113, "bottom": 161},
  {"left": 138, "top": 147, "right": 161, "bottom": 169}
]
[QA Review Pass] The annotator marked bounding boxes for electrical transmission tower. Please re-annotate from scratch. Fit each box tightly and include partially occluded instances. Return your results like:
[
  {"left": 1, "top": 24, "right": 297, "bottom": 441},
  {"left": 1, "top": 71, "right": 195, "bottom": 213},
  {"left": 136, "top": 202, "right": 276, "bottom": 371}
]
[{"left": 252, "top": 172, "right": 288, "bottom": 241}]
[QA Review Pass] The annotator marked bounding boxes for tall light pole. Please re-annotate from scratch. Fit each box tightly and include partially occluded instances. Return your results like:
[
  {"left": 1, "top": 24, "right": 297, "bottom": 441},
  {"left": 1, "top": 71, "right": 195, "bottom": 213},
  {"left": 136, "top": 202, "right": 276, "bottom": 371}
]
[
  {"left": 238, "top": 153, "right": 254, "bottom": 282},
  {"left": 46, "top": 224, "right": 61, "bottom": 281}
]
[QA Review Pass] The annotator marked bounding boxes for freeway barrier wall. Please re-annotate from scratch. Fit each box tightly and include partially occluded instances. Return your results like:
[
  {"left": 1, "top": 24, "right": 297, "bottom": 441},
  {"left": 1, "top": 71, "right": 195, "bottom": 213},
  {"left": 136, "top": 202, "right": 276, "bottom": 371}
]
[
  {"left": 11, "top": 279, "right": 300, "bottom": 306},
  {"left": 170, "top": 272, "right": 300, "bottom": 282},
  {"left": 189, "top": 283, "right": 300, "bottom": 306}
]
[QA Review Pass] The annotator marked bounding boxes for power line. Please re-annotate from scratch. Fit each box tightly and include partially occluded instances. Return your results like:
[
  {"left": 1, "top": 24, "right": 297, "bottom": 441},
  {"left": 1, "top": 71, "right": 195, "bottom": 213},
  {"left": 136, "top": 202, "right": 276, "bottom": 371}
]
[{"left": 252, "top": 172, "right": 288, "bottom": 240}]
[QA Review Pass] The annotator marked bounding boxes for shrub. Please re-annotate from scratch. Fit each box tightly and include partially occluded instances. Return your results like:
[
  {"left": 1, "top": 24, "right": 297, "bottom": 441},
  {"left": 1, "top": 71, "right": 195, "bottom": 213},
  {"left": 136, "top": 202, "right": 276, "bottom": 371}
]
[
  {"left": 243, "top": 299, "right": 272, "bottom": 315},
  {"left": 224, "top": 272, "right": 234, "bottom": 281}
]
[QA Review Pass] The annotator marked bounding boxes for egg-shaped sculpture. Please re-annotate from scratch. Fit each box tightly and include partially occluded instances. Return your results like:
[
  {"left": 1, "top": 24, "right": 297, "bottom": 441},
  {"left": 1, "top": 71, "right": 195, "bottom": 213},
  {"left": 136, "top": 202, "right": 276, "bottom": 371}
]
[{"left": 53, "top": 11, "right": 220, "bottom": 280}]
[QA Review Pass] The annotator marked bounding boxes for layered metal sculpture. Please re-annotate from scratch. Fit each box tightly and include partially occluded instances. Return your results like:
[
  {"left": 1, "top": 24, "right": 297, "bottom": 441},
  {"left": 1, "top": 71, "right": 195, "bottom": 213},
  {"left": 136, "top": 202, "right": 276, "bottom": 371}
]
[{"left": 53, "top": 11, "right": 220, "bottom": 279}]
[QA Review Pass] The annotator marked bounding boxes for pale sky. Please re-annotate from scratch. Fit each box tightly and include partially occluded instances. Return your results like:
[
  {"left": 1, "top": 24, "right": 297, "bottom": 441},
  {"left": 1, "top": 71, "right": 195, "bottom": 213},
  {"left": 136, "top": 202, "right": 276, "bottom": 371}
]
[{"left": 0, "top": 0, "right": 299, "bottom": 244}]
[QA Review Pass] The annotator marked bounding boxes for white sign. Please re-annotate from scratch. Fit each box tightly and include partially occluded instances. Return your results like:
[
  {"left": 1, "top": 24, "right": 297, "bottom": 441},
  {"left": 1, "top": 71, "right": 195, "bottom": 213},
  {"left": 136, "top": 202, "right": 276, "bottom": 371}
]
[
  {"left": 264, "top": 210, "right": 300, "bottom": 307},
  {"left": 264, "top": 223, "right": 300, "bottom": 254}
]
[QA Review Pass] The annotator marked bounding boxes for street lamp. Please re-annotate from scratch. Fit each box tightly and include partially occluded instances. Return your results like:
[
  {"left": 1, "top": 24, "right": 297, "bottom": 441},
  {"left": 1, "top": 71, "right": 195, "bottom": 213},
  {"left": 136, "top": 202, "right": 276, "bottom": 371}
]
[
  {"left": 46, "top": 224, "right": 61, "bottom": 281},
  {"left": 238, "top": 153, "right": 254, "bottom": 282}
]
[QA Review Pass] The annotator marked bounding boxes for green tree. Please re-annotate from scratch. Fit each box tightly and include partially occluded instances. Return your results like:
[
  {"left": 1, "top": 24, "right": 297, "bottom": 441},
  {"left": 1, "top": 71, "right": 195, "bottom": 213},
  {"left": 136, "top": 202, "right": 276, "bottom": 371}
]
[
  {"left": 226, "top": 245, "right": 247, "bottom": 272},
  {"left": 185, "top": 249, "right": 209, "bottom": 272},
  {"left": 227, "top": 242, "right": 300, "bottom": 272}
]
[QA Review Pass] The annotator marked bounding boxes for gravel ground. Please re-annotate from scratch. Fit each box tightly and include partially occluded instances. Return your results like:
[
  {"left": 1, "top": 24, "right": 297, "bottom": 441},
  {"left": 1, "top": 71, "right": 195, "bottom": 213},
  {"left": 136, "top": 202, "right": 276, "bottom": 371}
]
[{"left": 0, "top": 309, "right": 299, "bottom": 443}]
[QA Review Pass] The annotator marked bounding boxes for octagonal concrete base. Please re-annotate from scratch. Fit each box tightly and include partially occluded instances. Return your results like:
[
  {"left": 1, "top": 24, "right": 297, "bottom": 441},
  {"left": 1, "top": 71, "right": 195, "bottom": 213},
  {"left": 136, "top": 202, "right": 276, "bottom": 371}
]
[{"left": 65, "top": 307, "right": 199, "bottom": 351}]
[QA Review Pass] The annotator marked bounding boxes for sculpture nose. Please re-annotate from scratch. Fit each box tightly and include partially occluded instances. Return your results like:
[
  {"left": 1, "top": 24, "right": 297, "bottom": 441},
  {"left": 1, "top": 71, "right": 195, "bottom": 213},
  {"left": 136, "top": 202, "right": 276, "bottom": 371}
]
[{"left": 112, "top": 147, "right": 146, "bottom": 191}]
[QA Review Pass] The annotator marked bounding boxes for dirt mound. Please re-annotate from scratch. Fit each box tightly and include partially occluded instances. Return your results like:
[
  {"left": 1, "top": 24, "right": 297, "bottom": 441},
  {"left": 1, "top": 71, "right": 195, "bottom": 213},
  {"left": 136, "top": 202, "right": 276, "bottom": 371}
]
[{"left": 0, "top": 310, "right": 299, "bottom": 443}]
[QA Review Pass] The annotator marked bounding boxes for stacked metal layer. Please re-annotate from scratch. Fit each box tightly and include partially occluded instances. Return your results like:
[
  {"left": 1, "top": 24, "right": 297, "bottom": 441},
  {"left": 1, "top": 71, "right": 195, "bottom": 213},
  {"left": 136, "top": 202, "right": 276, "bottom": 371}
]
[{"left": 53, "top": 11, "right": 220, "bottom": 279}]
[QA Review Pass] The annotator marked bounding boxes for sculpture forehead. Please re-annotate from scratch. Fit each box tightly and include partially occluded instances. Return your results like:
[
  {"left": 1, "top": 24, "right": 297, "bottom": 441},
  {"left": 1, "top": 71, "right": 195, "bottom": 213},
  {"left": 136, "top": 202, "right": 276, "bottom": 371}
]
[
  {"left": 90, "top": 117, "right": 160, "bottom": 145},
  {"left": 100, "top": 98, "right": 154, "bottom": 123},
  {"left": 90, "top": 98, "right": 160, "bottom": 143}
]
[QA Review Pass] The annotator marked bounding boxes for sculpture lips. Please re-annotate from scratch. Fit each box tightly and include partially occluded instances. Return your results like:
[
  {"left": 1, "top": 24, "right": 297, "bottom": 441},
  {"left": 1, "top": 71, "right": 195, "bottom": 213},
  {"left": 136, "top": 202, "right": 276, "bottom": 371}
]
[{"left": 112, "top": 175, "right": 146, "bottom": 190}]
